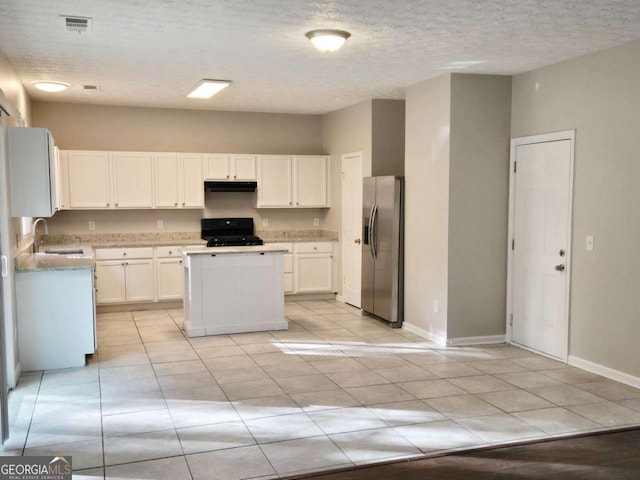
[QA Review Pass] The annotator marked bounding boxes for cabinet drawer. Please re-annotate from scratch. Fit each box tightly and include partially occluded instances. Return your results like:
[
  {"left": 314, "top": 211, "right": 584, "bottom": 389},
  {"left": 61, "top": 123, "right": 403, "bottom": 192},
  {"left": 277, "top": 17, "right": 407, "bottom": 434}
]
[
  {"left": 95, "top": 247, "right": 154, "bottom": 260},
  {"left": 294, "top": 242, "right": 333, "bottom": 254},
  {"left": 156, "top": 246, "right": 183, "bottom": 258}
]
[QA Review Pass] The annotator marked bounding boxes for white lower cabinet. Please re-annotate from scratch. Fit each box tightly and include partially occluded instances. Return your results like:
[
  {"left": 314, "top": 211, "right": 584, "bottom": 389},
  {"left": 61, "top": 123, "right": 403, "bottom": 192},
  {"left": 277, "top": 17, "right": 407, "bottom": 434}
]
[
  {"left": 94, "top": 242, "right": 336, "bottom": 305},
  {"left": 269, "top": 243, "right": 294, "bottom": 293},
  {"left": 95, "top": 248, "right": 155, "bottom": 304},
  {"left": 268, "top": 242, "right": 335, "bottom": 294},
  {"left": 95, "top": 261, "right": 127, "bottom": 303},
  {"left": 294, "top": 243, "right": 334, "bottom": 293},
  {"left": 156, "top": 246, "right": 184, "bottom": 300}
]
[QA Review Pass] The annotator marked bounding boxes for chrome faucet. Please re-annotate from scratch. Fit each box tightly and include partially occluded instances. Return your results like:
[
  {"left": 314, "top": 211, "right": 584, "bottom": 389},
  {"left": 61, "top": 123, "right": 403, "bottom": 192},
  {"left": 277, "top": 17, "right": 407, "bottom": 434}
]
[{"left": 32, "top": 218, "right": 49, "bottom": 253}]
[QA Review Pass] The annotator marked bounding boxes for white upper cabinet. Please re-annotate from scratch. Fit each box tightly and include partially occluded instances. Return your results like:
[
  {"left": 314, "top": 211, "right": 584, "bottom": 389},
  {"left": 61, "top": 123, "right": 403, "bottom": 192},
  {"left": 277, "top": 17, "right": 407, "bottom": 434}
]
[
  {"left": 181, "top": 154, "right": 204, "bottom": 207},
  {"left": 294, "top": 156, "right": 330, "bottom": 207},
  {"left": 155, "top": 154, "right": 204, "bottom": 209},
  {"left": 257, "top": 155, "right": 329, "bottom": 208},
  {"left": 205, "top": 154, "right": 230, "bottom": 180},
  {"left": 8, "top": 127, "right": 58, "bottom": 217},
  {"left": 154, "top": 153, "right": 181, "bottom": 207},
  {"left": 65, "top": 151, "right": 111, "bottom": 209},
  {"left": 205, "top": 154, "right": 256, "bottom": 181},
  {"left": 112, "top": 152, "right": 154, "bottom": 208},
  {"left": 231, "top": 155, "right": 257, "bottom": 180},
  {"left": 257, "top": 155, "right": 293, "bottom": 207}
]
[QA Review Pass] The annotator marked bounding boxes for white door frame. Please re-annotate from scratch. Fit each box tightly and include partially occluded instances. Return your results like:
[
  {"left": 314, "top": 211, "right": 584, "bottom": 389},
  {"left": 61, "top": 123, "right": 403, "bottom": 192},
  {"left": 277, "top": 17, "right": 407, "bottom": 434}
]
[
  {"left": 506, "top": 130, "right": 576, "bottom": 361},
  {"left": 339, "top": 151, "right": 363, "bottom": 306}
]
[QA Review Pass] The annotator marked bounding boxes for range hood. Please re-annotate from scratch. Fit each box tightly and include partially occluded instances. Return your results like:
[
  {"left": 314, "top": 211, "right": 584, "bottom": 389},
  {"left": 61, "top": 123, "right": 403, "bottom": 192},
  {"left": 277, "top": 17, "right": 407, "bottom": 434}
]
[{"left": 205, "top": 181, "right": 257, "bottom": 192}]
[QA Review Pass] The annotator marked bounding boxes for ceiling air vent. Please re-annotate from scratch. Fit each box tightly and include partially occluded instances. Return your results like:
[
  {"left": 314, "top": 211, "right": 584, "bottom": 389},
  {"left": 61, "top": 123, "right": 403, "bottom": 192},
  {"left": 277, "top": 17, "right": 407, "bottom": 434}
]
[
  {"left": 62, "top": 16, "right": 92, "bottom": 34},
  {"left": 83, "top": 85, "right": 99, "bottom": 91}
]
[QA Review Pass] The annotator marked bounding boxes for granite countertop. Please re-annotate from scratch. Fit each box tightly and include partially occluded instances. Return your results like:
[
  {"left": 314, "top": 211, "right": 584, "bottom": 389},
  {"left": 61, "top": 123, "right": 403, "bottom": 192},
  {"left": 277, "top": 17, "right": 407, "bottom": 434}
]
[
  {"left": 40, "top": 230, "right": 338, "bottom": 248},
  {"left": 182, "top": 245, "right": 289, "bottom": 255},
  {"left": 41, "top": 233, "right": 207, "bottom": 249},
  {"left": 259, "top": 230, "right": 338, "bottom": 243},
  {"left": 16, "top": 246, "right": 95, "bottom": 272}
]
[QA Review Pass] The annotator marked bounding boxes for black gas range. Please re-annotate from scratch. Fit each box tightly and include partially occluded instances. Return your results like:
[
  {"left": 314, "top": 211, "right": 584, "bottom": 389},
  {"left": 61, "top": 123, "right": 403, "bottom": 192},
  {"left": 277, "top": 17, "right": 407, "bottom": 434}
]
[{"left": 201, "top": 218, "right": 264, "bottom": 247}]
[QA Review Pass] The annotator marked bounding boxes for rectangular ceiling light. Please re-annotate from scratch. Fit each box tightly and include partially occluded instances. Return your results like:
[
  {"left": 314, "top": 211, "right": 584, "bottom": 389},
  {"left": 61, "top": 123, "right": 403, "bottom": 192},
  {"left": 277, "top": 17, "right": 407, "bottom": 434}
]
[{"left": 187, "top": 79, "right": 230, "bottom": 99}]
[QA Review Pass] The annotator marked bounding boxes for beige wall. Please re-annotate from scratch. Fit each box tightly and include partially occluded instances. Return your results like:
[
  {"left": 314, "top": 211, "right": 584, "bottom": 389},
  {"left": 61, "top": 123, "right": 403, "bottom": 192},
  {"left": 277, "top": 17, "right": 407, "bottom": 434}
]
[
  {"left": 321, "top": 100, "right": 373, "bottom": 234},
  {"left": 31, "top": 102, "right": 327, "bottom": 235},
  {"left": 371, "top": 99, "right": 405, "bottom": 176},
  {"left": 32, "top": 102, "right": 323, "bottom": 153},
  {"left": 48, "top": 194, "right": 326, "bottom": 235},
  {"left": 512, "top": 39, "right": 640, "bottom": 378},
  {"left": 448, "top": 74, "right": 511, "bottom": 339},
  {"left": 404, "top": 74, "right": 451, "bottom": 339}
]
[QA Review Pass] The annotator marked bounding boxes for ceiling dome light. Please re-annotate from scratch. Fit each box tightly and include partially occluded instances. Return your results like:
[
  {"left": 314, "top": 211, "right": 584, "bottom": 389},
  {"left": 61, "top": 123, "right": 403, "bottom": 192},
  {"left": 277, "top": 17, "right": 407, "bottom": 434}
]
[
  {"left": 305, "top": 29, "right": 351, "bottom": 52},
  {"left": 32, "top": 81, "right": 69, "bottom": 92}
]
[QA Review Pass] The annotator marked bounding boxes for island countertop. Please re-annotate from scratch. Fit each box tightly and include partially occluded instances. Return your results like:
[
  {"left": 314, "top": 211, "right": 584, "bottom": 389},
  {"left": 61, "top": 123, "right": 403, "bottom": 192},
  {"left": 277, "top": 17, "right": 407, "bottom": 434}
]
[{"left": 181, "top": 245, "right": 289, "bottom": 255}]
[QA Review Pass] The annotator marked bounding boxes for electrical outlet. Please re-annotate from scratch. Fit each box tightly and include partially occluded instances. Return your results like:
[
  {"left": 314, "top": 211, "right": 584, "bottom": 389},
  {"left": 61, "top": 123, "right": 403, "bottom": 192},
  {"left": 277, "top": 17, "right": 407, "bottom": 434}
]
[
  {"left": 157, "top": 220, "right": 164, "bottom": 229},
  {"left": 313, "top": 218, "right": 320, "bottom": 227},
  {"left": 88, "top": 221, "right": 95, "bottom": 231},
  {"left": 433, "top": 300, "right": 439, "bottom": 313},
  {"left": 586, "top": 235, "right": 594, "bottom": 251},
  {"left": 262, "top": 218, "right": 269, "bottom": 227}
]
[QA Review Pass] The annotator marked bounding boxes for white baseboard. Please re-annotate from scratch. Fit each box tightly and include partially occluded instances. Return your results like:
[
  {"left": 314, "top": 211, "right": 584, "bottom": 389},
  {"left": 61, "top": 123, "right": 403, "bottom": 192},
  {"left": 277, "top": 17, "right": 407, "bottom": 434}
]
[
  {"left": 446, "top": 335, "right": 506, "bottom": 346},
  {"left": 335, "top": 294, "right": 345, "bottom": 303},
  {"left": 402, "top": 322, "right": 446, "bottom": 346},
  {"left": 568, "top": 355, "right": 640, "bottom": 390}
]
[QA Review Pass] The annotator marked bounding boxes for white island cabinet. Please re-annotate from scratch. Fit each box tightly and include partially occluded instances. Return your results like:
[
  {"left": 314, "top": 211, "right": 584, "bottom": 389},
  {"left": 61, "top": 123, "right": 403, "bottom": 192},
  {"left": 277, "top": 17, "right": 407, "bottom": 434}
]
[
  {"left": 182, "top": 245, "right": 288, "bottom": 337},
  {"left": 16, "top": 267, "right": 95, "bottom": 371}
]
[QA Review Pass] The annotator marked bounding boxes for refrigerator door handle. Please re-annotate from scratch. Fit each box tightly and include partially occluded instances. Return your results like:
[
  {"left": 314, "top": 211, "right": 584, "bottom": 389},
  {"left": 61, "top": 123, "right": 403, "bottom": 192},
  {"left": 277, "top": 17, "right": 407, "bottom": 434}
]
[
  {"left": 368, "top": 204, "right": 375, "bottom": 260},
  {"left": 371, "top": 203, "right": 378, "bottom": 260}
]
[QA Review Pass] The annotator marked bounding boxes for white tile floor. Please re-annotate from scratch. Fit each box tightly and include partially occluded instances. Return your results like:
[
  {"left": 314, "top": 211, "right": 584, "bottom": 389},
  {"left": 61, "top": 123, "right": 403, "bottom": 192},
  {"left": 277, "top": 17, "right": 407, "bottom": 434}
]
[{"left": 3, "top": 300, "right": 640, "bottom": 479}]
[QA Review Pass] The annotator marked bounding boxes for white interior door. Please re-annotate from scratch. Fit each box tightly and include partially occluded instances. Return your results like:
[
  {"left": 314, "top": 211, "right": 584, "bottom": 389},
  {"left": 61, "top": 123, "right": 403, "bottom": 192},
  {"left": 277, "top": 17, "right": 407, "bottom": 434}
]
[
  {"left": 341, "top": 152, "right": 363, "bottom": 307},
  {"left": 510, "top": 134, "right": 574, "bottom": 360}
]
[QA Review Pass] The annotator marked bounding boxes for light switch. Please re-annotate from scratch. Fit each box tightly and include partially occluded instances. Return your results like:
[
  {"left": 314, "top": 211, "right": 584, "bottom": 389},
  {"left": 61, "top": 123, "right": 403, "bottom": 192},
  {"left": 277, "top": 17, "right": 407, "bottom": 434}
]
[
  {"left": 433, "top": 300, "right": 439, "bottom": 313},
  {"left": 262, "top": 218, "right": 269, "bottom": 227},
  {"left": 88, "top": 221, "right": 96, "bottom": 231},
  {"left": 586, "top": 235, "right": 594, "bottom": 251},
  {"left": 313, "top": 218, "right": 320, "bottom": 227},
  {"left": 157, "top": 220, "right": 164, "bottom": 229}
]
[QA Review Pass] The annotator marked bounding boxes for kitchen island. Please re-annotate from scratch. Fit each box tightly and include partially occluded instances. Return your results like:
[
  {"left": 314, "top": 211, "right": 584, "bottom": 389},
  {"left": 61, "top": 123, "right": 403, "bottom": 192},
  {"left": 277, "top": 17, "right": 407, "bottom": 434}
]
[{"left": 182, "top": 245, "right": 288, "bottom": 337}]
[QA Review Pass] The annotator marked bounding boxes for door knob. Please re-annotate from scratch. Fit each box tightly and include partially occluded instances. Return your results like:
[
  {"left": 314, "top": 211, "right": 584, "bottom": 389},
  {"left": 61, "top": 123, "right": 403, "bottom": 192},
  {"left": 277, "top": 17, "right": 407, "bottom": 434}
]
[
  {"left": 555, "top": 264, "right": 565, "bottom": 272},
  {"left": 354, "top": 238, "right": 361, "bottom": 244}
]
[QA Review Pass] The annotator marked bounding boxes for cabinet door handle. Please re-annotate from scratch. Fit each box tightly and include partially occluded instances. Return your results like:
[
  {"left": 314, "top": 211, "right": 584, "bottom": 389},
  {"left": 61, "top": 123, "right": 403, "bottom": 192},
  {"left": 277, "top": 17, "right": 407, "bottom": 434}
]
[
  {"left": 226, "top": 175, "right": 229, "bottom": 179},
  {"left": 115, "top": 203, "right": 119, "bottom": 207},
  {"left": 174, "top": 202, "right": 178, "bottom": 206},
  {"left": 106, "top": 203, "right": 110, "bottom": 207},
  {"left": 169, "top": 251, "right": 172, "bottom": 254},
  {"left": 233, "top": 175, "right": 237, "bottom": 179},
  {"left": 121, "top": 263, "right": 125, "bottom": 266},
  {"left": 123, "top": 253, "right": 127, "bottom": 256}
]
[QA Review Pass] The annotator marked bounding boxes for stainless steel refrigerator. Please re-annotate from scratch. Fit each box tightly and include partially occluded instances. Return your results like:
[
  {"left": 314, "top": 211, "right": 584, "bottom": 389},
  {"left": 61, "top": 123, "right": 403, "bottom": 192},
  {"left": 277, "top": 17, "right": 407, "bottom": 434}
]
[{"left": 362, "top": 176, "right": 403, "bottom": 327}]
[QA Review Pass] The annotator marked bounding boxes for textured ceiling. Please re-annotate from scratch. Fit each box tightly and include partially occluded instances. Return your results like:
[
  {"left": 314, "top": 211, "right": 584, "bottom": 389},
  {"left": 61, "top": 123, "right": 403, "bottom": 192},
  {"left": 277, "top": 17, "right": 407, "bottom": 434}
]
[{"left": 0, "top": 0, "right": 639, "bottom": 114}]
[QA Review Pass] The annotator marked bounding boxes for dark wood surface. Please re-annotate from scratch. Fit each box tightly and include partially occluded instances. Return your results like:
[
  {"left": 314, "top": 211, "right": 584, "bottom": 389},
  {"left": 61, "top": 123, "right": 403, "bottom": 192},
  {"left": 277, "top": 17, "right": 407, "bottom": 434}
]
[{"left": 289, "top": 428, "right": 640, "bottom": 480}]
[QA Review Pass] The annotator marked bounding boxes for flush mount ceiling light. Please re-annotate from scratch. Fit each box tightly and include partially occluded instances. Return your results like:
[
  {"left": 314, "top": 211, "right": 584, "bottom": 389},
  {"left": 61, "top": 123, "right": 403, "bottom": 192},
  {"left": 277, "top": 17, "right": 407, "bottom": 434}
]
[
  {"left": 187, "top": 79, "right": 231, "bottom": 99},
  {"left": 305, "top": 29, "right": 351, "bottom": 52},
  {"left": 32, "top": 81, "right": 69, "bottom": 92}
]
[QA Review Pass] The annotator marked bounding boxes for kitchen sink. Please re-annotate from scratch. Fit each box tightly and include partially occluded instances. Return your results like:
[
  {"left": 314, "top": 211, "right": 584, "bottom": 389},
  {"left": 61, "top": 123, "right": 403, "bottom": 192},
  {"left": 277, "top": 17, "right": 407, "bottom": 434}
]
[{"left": 42, "top": 248, "right": 85, "bottom": 255}]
